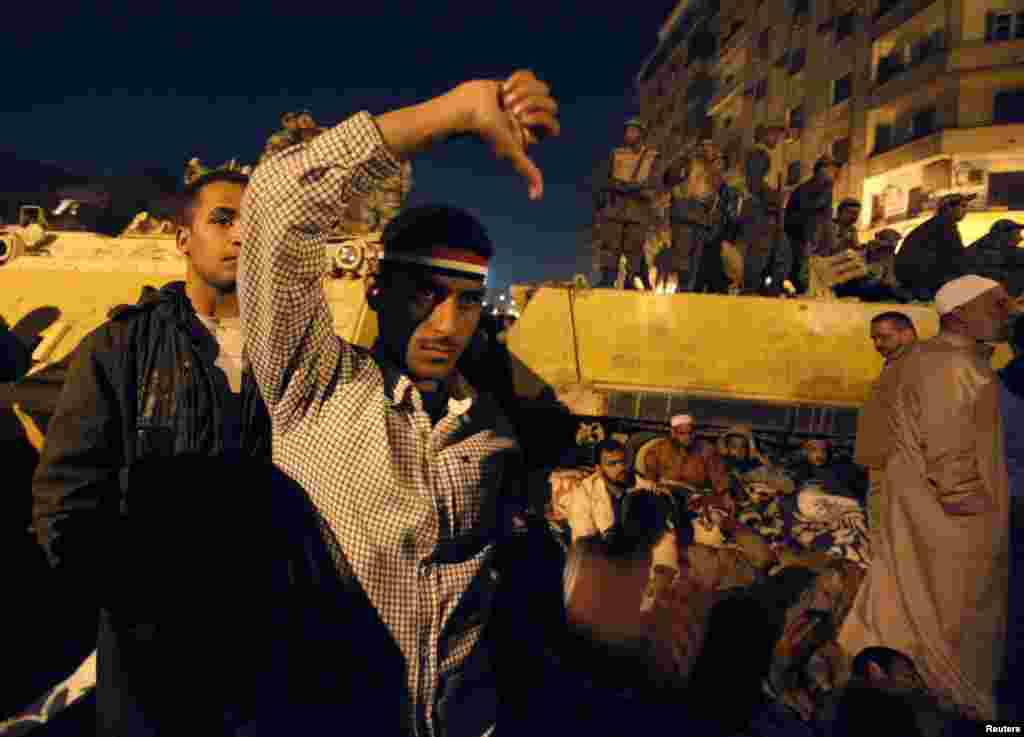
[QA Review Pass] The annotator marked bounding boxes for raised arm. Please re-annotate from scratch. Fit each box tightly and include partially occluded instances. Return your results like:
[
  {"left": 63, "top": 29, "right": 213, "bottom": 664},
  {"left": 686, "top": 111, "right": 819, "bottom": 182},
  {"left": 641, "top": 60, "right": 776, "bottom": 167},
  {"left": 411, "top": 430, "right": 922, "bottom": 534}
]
[
  {"left": 239, "top": 73, "right": 558, "bottom": 428},
  {"left": 239, "top": 114, "right": 404, "bottom": 426}
]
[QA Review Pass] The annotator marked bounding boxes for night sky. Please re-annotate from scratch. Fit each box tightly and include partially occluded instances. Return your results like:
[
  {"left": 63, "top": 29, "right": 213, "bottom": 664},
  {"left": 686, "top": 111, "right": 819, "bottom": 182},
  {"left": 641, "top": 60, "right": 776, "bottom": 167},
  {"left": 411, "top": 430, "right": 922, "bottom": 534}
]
[{"left": 6, "top": 4, "right": 679, "bottom": 290}]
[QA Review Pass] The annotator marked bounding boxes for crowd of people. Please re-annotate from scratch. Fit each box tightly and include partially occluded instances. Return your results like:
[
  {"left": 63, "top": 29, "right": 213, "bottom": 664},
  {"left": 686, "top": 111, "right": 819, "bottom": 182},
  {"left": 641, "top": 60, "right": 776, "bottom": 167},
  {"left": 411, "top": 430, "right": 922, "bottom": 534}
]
[
  {"left": 592, "top": 118, "right": 1024, "bottom": 303},
  {"left": 0, "top": 69, "right": 1020, "bottom": 737}
]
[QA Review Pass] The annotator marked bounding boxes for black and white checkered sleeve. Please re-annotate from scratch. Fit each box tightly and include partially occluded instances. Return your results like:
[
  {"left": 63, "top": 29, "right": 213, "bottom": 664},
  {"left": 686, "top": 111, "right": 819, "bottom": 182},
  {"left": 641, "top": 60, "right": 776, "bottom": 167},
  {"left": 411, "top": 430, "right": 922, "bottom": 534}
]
[{"left": 239, "top": 112, "right": 402, "bottom": 427}]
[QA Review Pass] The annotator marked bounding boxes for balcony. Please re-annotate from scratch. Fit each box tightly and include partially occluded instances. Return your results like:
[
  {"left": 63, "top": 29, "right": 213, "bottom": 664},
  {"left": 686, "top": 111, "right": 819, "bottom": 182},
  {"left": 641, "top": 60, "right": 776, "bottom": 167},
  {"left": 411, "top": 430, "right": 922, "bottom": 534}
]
[
  {"left": 866, "top": 122, "right": 1024, "bottom": 177},
  {"left": 873, "top": 0, "right": 939, "bottom": 40},
  {"left": 949, "top": 38, "right": 1024, "bottom": 73},
  {"left": 871, "top": 49, "right": 947, "bottom": 110}
]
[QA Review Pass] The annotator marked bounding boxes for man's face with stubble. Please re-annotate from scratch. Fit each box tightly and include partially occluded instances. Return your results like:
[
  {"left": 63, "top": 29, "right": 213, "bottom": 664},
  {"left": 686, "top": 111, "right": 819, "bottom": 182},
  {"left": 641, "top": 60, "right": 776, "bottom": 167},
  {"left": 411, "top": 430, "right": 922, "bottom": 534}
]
[{"left": 371, "top": 259, "right": 486, "bottom": 382}]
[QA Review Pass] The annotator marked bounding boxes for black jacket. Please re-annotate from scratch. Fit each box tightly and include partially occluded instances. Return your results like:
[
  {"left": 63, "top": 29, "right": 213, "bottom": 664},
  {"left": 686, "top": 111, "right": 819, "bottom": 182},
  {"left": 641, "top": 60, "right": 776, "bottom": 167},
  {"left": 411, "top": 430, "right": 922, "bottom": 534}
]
[
  {"left": 30, "top": 282, "right": 273, "bottom": 735},
  {"left": 0, "top": 319, "right": 33, "bottom": 383},
  {"left": 32, "top": 281, "right": 271, "bottom": 572},
  {"left": 894, "top": 213, "right": 966, "bottom": 292}
]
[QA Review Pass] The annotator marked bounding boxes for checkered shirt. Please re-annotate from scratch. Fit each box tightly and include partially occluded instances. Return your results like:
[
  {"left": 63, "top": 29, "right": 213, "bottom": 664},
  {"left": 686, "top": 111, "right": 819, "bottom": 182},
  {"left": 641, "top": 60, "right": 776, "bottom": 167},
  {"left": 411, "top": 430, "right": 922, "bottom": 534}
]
[{"left": 239, "top": 112, "right": 517, "bottom": 737}]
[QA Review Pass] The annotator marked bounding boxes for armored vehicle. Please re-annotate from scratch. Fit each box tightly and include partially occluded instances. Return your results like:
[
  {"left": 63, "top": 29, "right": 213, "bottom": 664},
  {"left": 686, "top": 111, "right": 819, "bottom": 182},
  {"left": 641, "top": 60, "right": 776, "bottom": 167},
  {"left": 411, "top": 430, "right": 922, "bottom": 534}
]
[{"left": 1, "top": 207, "right": 1013, "bottom": 477}]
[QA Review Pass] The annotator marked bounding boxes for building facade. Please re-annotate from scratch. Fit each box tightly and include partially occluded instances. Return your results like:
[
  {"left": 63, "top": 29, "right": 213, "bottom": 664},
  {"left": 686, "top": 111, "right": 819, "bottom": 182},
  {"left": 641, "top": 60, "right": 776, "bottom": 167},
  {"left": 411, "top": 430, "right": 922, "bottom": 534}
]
[{"left": 635, "top": 0, "right": 1024, "bottom": 244}]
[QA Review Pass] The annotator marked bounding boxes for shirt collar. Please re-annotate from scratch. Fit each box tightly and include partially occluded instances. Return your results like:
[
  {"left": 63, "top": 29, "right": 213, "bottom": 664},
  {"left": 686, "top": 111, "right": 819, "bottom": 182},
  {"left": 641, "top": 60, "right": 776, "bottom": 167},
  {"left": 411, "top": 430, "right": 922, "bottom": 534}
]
[
  {"left": 936, "top": 330, "right": 997, "bottom": 359},
  {"left": 371, "top": 339, "right": 477, "bottom": 415}
]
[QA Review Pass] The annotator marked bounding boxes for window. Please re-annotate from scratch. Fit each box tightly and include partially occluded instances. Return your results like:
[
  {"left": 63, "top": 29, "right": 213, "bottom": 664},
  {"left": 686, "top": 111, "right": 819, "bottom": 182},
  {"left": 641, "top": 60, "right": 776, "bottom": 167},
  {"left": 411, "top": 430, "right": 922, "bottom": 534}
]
[
  {"left": 874, "top": 123, "right": 893, "bottom": 153},
  {"left": 836, "top": 11, "right": 856, "bottom": 41},
  {"left": 876, "top": 0, "right": 901, "bottom": 19},
  {"left": 789, "top": 48, "right": 807, "bottom": 74},
  {"left": 786, "top": 161, "right": 803, "bottom": 185},
  {"left": 912, "top": 107, "right": 936, "bottom": 138},
  {"left": 908, "top": 187, "right": 927, "bottom": 217},
  {"left": 990, "top": 172, "right": 1024, "bottom": 208},
  {"left": 871, "top": 194, "right": 885, "bottom": 224},
  {"left": 995, "top": 89, "right": 1024, "bottom": 123},
  {"left": 985, "top": 12, "right": 1024, "bottom": 42},
  {"left": 789, "top": 104, "right": 805, "bottom": 130},
  {"left": 832, "top": 137, "right": 851, "bottom": 163},
  {"left": 877, "top": 50, "right": 906, "bottom": 84},
  {"left": 754, "top": 78, "right": 769, "bottom": 100},
  {"left": 910, "top": 30, "right": 944, "bottom": 64},
  {"left": 833, "top": 74, "right": 852, "bottom": 105}
]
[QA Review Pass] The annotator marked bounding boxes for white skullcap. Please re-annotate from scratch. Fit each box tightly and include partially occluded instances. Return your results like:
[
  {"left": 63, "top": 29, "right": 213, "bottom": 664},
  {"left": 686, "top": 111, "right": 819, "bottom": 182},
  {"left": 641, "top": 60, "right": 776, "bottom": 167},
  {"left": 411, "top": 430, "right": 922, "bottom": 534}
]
[
  {"left": 934, "top": 275, "right": 1002, "bottom": 315},
  {"left": 670, "top": 414, "right": 694, "bottom": 428}
]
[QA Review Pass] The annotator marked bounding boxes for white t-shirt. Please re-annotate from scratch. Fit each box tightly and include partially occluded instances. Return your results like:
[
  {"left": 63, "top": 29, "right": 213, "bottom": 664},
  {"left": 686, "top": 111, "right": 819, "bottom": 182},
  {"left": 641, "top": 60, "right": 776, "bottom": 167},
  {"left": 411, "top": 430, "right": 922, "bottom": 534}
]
[
  {"left": 196, "top": 315, "right": 244, "bottom": 393},
  {"left": 196, "top": 314, "right": 245, "bottom": 450}
]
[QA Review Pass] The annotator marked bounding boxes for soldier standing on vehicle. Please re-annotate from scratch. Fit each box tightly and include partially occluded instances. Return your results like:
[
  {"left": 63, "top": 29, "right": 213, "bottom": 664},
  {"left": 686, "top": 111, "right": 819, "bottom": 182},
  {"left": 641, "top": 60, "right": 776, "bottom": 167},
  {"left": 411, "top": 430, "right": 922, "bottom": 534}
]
[{"left": 592, "top": 118, "right": 659, "bottom": 289}]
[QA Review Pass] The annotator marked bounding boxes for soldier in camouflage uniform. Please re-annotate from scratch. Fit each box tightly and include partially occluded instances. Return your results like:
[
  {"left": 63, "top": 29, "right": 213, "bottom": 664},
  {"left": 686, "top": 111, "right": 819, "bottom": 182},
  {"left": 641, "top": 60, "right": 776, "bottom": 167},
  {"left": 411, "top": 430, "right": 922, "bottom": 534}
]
[
  {"left": 362, "top": 160, "right": 414, "bottom": 232},
  {"left": 593, "top": 118, "right": 660, "bottom": 289}
]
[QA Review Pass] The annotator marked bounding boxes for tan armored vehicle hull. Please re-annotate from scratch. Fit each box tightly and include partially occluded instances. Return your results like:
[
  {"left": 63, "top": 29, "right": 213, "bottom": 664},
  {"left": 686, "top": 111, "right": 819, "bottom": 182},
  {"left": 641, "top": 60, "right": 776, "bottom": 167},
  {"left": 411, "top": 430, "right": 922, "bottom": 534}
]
[
  {"left": 1, "top": 227, "right": 1012, "bottom": 462},
  {"left": 502, "top": 286, "right": 1011, "bottom": 457}
]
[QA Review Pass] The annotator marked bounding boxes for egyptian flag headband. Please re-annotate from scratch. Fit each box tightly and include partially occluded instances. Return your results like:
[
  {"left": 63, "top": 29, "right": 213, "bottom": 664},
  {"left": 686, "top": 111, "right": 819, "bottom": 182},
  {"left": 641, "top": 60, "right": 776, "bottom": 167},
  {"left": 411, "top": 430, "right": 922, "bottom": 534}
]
[{"left": 379, "top": 245, "right": 489, "bottom": 281}]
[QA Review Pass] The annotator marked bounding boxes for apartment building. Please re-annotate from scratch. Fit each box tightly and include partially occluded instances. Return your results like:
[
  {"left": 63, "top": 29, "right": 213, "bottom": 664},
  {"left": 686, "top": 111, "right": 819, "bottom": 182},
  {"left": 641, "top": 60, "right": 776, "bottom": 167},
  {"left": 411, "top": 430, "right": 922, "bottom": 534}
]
[{"left": 635, "top": 0, "right": 1024, "bottom": 244}]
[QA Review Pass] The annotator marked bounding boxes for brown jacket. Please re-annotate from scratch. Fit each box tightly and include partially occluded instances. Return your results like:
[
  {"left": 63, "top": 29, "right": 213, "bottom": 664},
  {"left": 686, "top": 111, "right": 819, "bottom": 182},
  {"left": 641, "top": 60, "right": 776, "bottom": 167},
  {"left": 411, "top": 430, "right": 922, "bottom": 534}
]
[{"left": 645, "top": 437, "right": 729, "bottom": 492}]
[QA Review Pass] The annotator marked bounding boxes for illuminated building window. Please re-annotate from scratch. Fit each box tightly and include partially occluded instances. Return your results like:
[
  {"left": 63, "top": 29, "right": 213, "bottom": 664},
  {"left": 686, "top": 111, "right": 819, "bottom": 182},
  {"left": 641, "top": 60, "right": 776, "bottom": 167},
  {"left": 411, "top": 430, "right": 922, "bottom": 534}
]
[
  {"left": 908, "top": 187, "right": 927, "bottom": 217},
  {"left": 994, "top": 89, "right": 1024, "bottom": 123},
  {"left": 985, "top": 12, "right": 1024, "bottom": 42},
  {"left": 833, "top": 75, "right": 852, "bottom": 105},
  {"left": 786, "top": 161, "right": 803, "bottom": 185}
]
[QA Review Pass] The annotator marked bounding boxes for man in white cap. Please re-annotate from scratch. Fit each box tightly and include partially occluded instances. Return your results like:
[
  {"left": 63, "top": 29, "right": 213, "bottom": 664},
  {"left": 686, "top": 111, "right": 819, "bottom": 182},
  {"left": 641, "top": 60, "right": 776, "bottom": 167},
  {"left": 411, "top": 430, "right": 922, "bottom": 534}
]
[
  {"left": 839, "top": 274, "right": 1014, "bottom": 721},
  {"left": 643, "top": 414, "right": 729, "bottom": 498}
]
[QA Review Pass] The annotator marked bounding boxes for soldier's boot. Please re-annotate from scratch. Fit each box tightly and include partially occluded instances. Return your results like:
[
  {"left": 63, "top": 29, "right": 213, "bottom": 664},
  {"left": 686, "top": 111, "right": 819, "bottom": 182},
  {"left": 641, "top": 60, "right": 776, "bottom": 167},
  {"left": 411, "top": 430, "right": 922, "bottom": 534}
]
[{"left": 595, "top": 268, "right": 618, "bottom": 288}]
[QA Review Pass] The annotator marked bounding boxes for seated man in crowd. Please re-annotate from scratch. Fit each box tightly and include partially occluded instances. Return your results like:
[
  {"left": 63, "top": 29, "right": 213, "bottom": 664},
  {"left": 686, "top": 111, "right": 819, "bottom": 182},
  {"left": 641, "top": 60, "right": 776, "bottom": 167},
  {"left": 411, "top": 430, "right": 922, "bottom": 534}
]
[
  {"left": 779, "top": 439, "right": 871, "bottom": 568},
  {"left": 789, "top": 438, "right": 867, "bottom": 503},
  {"left": 717, "top": 424, "right": 768, "bottom": 475},
  {"left": 566, "top": 438, "right": 635, "bottom": 543},
  {"left": 644, "top": 414, "right": 729, "bottom": 496}
]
